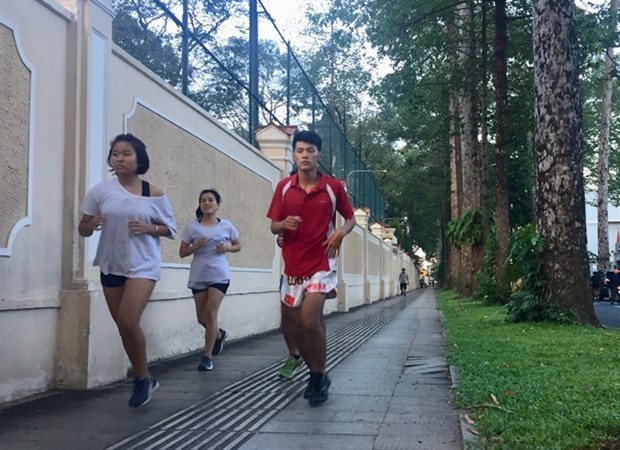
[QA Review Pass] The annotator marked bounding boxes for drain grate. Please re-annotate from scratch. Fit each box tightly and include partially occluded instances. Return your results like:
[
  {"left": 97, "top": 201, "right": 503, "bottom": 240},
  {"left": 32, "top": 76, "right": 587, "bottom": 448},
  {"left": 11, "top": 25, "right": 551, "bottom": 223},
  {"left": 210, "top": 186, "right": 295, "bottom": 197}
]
[{"left": 106, "top": 299, "right": 411, "bottom": 450}]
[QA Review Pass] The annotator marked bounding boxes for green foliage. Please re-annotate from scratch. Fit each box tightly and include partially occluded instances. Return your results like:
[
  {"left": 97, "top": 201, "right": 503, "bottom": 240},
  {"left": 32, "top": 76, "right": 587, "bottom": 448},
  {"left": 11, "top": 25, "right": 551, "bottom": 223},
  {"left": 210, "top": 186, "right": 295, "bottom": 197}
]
[
  {"left": 505, "top": 290, "right": 576, "bottom": 324},
  {"left": 112, "top": 10, "right": 181, "bottom": 85},
  {"left": 505, "top": 223, "right": 545, "bottom": 292},
  {"left": 446, "top": 209, "right": 482, "bottom": 250},
  {"left": 503, "top": 224, "right": 575, "bottom": 323},
  {"left": 434, "top": 261, "right": 445, "bottom": 286},
  {"left": 438, "top": 291, "right": 614, "bottom": 449},
  {"left": 475, "top": 271, "right": 506, "bottom": 306},
  {"left": 474, "top": 230, "right": 509, "bottom": 305}
]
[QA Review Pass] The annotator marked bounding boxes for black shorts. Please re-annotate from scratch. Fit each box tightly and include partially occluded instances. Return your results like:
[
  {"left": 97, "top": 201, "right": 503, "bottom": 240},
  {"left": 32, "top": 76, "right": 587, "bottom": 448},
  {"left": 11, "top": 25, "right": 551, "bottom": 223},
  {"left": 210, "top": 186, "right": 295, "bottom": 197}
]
[
  {"left": 400, "top": 283, "right": 407, "bottom": 290},
  {"left": 100, "top": 272, "right": 128, "bottom": 288},
  {"left": 191, "top": 282, "right": 230, "bottom": 295}
]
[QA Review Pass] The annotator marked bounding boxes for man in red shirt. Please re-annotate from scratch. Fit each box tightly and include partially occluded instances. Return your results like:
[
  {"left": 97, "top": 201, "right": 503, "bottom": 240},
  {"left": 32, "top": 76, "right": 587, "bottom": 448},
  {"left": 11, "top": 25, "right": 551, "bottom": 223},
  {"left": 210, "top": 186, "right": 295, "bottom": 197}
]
[{"left": 267, "top": 130, "right": 355, "bottom": 406}]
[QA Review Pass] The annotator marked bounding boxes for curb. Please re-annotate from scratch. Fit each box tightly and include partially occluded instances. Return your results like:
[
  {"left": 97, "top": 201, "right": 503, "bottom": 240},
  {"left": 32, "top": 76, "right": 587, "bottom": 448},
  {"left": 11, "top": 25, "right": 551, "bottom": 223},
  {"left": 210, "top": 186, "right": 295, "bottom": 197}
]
[
  {"left": 449, "top": 365, "right": 478, "bottom": 447},
  {"left": 439, "top": 309, "right": 477, "bottom": 449}
]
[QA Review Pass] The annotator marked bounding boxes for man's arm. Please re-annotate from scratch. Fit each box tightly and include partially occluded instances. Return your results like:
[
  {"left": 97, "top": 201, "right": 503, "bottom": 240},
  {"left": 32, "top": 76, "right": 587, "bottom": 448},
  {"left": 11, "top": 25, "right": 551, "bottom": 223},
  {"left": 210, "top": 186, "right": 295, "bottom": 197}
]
[
  {"left": 271, "top": 216, "right": 303, "bottom": 235},
  {"left": 323, "top": 217, "right": 356, "bottom": 257}
]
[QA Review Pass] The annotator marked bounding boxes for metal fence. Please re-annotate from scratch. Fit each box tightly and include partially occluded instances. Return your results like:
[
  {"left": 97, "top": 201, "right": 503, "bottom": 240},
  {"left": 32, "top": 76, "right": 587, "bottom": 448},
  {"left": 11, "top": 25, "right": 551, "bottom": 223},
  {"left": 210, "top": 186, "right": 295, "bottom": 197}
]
[{"left": 112, "top": 0, "right": 385, "bottom": 221}]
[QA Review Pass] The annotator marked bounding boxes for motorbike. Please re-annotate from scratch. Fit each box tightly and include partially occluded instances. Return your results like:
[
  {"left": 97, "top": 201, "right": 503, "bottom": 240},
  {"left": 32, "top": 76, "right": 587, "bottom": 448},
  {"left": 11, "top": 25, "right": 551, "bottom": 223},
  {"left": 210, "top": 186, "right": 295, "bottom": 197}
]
[{"left": 611, "top": 285, "right": 620, "bottom": 305}]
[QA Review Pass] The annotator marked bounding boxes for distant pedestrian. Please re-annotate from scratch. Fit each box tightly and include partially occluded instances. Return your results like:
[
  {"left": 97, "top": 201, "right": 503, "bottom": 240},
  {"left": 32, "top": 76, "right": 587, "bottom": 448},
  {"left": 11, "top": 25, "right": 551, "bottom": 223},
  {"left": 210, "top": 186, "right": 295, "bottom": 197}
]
[
  {"left": 79, "top": 133, "right": 177, "bottom": 408},
  {"left": 590, "top": 271, "right": 605, "bottom": 302},
  {"left": 267, "top": 130, "right": 355, "bottom": 406},
  {"left": 399, "top": 268, "right": 409, "bottom": 296},
  {"left": 606, "top": 267, "right": 620, "bottom": 304},
  {"left": 179, "top": 189, "right": 240, "bottom": 371}
]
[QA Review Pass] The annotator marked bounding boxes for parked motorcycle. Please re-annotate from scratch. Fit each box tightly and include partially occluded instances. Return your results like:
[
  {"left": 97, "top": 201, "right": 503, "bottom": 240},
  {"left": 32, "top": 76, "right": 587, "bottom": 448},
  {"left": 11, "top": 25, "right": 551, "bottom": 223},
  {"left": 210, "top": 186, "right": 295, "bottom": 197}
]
[{"left": 611, "top": 285, "right": 620, "bottom": 305}]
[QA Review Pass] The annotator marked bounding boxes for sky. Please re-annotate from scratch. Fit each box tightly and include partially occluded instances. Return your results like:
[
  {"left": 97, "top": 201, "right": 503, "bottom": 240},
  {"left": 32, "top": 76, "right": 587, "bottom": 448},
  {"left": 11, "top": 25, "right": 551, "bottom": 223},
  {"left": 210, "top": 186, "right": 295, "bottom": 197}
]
[{"left": 257, "top": 0, "right": 326, "bottom": 49}]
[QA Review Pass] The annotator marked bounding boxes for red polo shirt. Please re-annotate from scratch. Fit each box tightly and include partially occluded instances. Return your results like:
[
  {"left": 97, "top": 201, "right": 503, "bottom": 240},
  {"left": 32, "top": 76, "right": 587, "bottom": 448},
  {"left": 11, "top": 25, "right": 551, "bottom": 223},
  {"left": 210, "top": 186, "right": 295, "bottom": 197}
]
[{"left": 267, "top": 173, "right": 354, "bottom": 277}]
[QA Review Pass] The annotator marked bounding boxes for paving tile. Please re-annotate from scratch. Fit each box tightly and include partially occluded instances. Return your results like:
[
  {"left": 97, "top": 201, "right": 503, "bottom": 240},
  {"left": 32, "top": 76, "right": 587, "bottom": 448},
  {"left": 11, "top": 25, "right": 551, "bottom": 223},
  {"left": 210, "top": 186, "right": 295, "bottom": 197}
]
[
  {"left": 239, "top": 432, "right": 377, "bottom": 449},
  {"left": 0, "top": 290, "right": 463, "bottom": 450}
]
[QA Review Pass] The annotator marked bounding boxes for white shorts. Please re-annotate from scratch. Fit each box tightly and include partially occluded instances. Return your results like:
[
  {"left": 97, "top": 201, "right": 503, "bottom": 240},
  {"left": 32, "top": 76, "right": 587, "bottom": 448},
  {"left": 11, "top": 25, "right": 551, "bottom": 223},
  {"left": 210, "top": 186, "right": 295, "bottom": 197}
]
[{"left": 280, "top": 271, "right": 338, "bottom": 307}]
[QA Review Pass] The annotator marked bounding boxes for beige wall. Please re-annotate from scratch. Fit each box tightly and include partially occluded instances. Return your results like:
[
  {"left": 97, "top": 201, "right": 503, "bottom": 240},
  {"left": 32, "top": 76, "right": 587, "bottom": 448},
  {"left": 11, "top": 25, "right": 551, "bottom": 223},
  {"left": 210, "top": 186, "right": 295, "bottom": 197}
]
[{"left": 0, "top": 0, "right": 419, "bottom": 404}]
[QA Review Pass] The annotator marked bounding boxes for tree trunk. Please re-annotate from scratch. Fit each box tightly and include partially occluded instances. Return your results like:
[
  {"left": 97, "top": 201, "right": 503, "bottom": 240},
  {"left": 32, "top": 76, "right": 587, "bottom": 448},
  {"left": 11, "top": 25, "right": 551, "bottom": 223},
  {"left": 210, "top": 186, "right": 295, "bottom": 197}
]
[
  {"left": 480, "top": 0, "right": 490, "bottom": 275},
  {"left": 597, "top": 0, "right": 618, "bottom": 271},
  {"left": 493, "top": 0, "right": 510, "bottom": 294},
  {"left": 459, "top": 1, "right": 481, "bottom": 296},
  {"left": 532, "top": 0, "right": 598, "bottom": 325},
  {"left": 449, "top": 91, "right": 463, "bottom": 290},
  {"left": 447, "top": 17, "right": 463, "bottom": 291}
]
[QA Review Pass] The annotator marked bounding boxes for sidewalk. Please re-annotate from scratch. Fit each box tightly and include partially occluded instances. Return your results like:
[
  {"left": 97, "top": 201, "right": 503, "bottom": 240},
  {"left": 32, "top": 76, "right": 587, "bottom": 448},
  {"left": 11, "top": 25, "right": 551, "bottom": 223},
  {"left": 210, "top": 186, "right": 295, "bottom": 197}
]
[{"left": 0, "top": 288, "right": 463, "bottom": 450}]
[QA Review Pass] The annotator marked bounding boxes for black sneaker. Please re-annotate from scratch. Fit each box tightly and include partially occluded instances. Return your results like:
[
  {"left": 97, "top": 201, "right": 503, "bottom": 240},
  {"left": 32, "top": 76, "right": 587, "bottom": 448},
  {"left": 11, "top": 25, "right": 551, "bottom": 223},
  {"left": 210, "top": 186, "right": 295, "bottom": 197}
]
[
  {"left": 128, "top": 375, "right": 159, "bottom": 407},
  {"left": 303, "top": 375, "right": 313, "bottom": 399},
  {"left": 303, "top": 371, "right": 322, "bottom": 398},
  {"left": 212, "top": 328, "right": 228, "bottom": 355},
  {"left": 198, "top": 356, "right": 214, "bottom": 371},
  {"left": 307, "top": 372, "right": 331, "bottom": 407}
]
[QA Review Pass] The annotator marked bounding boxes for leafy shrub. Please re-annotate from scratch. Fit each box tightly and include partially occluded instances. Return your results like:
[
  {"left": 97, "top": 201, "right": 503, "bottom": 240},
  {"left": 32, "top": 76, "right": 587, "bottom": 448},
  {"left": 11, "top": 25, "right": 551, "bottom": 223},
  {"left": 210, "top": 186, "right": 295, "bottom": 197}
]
[
  {"left": 474, "top": 230, "right": 509, "bottom": 305},
  {"left": 505, "top": 223, "right": 546, "bottom": 293},
  {"left": 505, "top": 290, "right": 576, "bottom": 323},
  {"left": 446, "top": 209, "right": 482, "bottom": 249},
  {"left": 475, "top": 271, "right": 506, "bottom": 305},
  {"left": 504, "top": 224, "right": 575, "bottom": 324}
]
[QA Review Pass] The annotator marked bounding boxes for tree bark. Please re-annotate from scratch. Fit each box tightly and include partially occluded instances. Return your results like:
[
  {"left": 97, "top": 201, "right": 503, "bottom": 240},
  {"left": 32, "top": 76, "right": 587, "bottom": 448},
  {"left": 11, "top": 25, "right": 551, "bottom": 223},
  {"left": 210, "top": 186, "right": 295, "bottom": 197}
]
[
  {"left": 532, "top": 0, "right": 598, "bottom": 325},
  {"left": 597, "top": 0, "right": 618, "bottom": 271},
  {"left": 480, "top": 0, "right": 490, "bottom": 278},
  {"left": 459, "top": 1, "right": 481, "bottom": 295},
  {"left": 447, "top": 17, "right": 463, "bottom": 291},
  {"left": 449, "top": 90, "right": 463, "bottom": 290},
  {"left": 494, "top": 0, "right": 510, "bottom": 294}
]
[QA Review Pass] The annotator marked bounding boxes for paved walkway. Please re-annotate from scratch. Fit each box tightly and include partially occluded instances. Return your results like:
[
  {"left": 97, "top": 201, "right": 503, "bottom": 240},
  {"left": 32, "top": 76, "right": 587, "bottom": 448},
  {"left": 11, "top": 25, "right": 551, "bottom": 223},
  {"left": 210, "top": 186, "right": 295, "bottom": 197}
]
[{"left": 0, "top": 288, "right": 463, "bottom": 450}]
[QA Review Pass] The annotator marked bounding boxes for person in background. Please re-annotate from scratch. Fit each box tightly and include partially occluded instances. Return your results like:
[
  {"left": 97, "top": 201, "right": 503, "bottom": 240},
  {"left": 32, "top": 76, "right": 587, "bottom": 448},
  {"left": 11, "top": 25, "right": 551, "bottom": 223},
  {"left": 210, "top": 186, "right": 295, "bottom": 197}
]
[
  {"left": 79, "top": 133, "right": 177, "bottom": 408},
  {"left": 179, "top": 189, "right": 241, "bottom": 372},
  {"left": 267, "top": 130, "right": 355, "bottom": 407},
  {"left": 399, "top": 268, "right": 409, "bottom": 296},
  {"left": 605, "top": 266, "right": 620, "bottom": 305},
  {"left": 590, "top": 270, "right": 605, "bottom": 302}
]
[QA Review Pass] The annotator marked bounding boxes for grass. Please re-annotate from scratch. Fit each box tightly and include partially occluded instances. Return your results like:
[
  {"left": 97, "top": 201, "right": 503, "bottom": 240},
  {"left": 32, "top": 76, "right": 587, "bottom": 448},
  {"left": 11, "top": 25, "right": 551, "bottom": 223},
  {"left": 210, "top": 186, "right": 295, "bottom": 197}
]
[{"left": 436, "top": 289, "right": 620, "bottom": 450}]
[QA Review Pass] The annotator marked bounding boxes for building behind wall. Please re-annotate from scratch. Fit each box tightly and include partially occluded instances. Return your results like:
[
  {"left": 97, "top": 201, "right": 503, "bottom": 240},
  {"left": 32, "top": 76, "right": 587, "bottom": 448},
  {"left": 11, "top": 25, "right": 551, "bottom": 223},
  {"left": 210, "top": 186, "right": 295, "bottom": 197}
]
[{"left": 585, "top": 193, "right": 620, "bottom": 271}]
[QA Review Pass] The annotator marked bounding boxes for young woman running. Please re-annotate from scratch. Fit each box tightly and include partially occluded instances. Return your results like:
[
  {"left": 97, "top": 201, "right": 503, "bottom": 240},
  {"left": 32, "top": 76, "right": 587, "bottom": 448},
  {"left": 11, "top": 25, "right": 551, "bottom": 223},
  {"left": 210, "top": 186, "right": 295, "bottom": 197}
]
[{"left": 179, "top": 189, "right": 241, "bottom": 371}]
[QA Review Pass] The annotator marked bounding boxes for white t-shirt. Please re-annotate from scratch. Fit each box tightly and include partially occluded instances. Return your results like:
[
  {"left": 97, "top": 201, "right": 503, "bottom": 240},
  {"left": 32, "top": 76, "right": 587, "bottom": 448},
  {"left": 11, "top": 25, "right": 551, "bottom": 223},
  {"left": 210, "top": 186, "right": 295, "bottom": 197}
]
[
  {"left": 80, "top": 178, "right": 177, "bottom": 280},
  {"left": 181, "top": 218, "right": 239, "bottom": 288}
]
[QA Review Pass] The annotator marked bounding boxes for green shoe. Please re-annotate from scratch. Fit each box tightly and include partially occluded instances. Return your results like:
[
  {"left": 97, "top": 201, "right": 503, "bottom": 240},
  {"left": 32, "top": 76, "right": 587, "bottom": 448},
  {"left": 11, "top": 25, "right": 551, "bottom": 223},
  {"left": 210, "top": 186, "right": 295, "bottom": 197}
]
[{"left": 278, "top": 355, "right": 302, "bottom": 380}]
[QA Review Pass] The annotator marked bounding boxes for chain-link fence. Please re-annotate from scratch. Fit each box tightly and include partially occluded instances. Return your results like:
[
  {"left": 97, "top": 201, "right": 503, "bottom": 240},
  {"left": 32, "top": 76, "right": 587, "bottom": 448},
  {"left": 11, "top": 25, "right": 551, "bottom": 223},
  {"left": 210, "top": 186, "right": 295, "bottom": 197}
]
[{"left": 112, "top": 0, "right": 385, "bottom": 221}]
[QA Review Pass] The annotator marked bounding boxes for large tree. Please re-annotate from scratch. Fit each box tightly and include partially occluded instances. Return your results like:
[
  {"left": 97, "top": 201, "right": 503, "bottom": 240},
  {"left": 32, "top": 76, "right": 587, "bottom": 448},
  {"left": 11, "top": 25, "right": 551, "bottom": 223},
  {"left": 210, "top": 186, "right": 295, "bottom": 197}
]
[
  {"left": 532, "top": 0, "right": 597, "bottom": 324},
  {"left": 493, "top": 0, "right": 510, "bottom": 293},
  {"left": 596, "top": 0, "right": 619, "bottom": 271}
]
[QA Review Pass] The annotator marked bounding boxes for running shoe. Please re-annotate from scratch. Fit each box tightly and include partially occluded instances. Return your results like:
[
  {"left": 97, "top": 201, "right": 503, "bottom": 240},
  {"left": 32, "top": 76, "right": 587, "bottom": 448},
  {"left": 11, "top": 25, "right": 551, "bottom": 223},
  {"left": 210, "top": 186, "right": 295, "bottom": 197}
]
[
  {"left": 305, "top": 372, "right": 331, "bottom": 406},
  {"left": 212, "top": 328, "right": 228, "bottom": 355},
  {"left": 128, "top": 375, "right": 159, "bottom": 407},
  {"left": 198, "top": 356, "right": 214, "bottom": 371},
  {"left": 278, "top": 355, "right": 302, "bottom": 380}
]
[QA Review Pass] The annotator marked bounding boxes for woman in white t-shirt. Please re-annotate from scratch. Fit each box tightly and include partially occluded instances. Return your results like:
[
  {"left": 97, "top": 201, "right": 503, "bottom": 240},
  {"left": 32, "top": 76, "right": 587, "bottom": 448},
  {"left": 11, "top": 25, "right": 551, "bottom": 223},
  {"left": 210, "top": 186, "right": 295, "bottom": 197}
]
[
  {"left": 78, "top": 133, "right": 177, "bottom": 408},
  {"left": 179, "top": 189, "right": 241, "bottom": 372}
]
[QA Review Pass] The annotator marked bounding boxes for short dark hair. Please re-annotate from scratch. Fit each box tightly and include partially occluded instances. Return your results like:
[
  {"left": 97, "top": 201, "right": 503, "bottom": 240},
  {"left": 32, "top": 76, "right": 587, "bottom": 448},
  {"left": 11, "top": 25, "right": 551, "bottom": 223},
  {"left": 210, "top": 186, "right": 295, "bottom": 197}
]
[
  {"left": 195, "top": 189, "right": 222, "bottom": 220},
  {"left": 292, "top": 130, "right": 322, "bottom": 152},
  {"left": 107, "top": 133, "right": 149, "bottom": 175}
]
